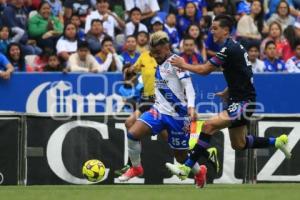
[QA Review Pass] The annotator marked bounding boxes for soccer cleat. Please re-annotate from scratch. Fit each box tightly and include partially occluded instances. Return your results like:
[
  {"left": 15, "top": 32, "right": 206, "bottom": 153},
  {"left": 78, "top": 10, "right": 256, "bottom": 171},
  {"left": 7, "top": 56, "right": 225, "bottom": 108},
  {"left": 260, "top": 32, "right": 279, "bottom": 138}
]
[
  {"left": 165, "top": 163, "right": 191, "bottom": 180},
  {"left": 118, "top": 165, "right": 144, "bottom": 181},
  {"left": 194, "top": 165, "right": 207, "bottom": 188},
  {"left": 114, "top": 165, "right": 131, "bottom": 176},
  {"left": 275, "top": 134, "right": 292, "bottom": 159},
  {"left": 207, "top": 147, "right": 220, "bottom": 173}
]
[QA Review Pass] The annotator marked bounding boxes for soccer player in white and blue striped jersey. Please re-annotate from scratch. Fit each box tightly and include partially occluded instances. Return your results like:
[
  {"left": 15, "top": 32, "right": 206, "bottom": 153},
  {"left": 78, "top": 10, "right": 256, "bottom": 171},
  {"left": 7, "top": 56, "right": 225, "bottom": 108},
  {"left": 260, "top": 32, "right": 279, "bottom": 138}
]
[{"left": 118, "top": 31, "right": 207, "bottom": 187}]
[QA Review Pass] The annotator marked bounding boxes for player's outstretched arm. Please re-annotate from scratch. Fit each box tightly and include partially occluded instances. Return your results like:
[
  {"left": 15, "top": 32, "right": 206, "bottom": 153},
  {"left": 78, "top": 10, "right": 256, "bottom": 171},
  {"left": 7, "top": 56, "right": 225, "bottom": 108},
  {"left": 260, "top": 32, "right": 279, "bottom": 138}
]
[{"left": 170, "top": 56, "right": 217, "bottom": 75}]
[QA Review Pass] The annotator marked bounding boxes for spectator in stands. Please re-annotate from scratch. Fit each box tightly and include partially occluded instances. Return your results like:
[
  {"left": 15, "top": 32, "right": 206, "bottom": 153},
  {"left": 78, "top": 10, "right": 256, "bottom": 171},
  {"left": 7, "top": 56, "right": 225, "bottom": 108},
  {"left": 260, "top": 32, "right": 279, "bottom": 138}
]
[
  {"left": 85, "top": 19, "right": 108, "bottom": 55},
  {"left": 121, "top": 35, "right": 140, "bottom": 66},
  {"left": 180, "top": 36, "right": 203, "bottom": 64},
  {"left": 56, "top": 23, "right": 79, "bottom": 64},
  {"left": 136, "top": 31, "right": 149, "bottom": 53},
  {"left": 177, "top": 2, "right": 201, "bottom": 38},
  {"left": 177, "top": 0, "right": 207, "bottom": 17},
  {"left": 43, "top": 54, "right": 64, "bottom": 71},
  {"left": 281, "top": 25, "right": 298, "bottom": 61},
  {"left": 64, "top": 0, "right": 92, "bottom": 23},
  {"left": 28, "top": 1, "right": 63, "bottom": 50},
  {"left": 237, "top": 0, "right": 267, "bottom": 48},
  {"left": 181, "top": 23, "right": 206, "bottom": 61},
  {"left": 70, "top": 14, "right": 85, "bottom": 40},
  {"left": 0, "top": 26, "right": 22, "bottom": 54},
  {"left": 0, "top": 52, "right": 13, "bottom": 79},
  {"left": 247, "top": 41, "right": 265, "bottom": 73},
  {"left": 211, "top": 0, "right": 226, "bottom": 19},
  {"left": 25, "top": 48, "right": 53, "bottom": 71},
  {"left": 118, "top": 64, "right": 143, "bottom": 112},
  {"left": 199, "top": 15, "right": 212, "bottom": 40},
  {"left": 2, "top": 0, "right": 28, "bottom": 42},
  {"left": 151, "top": 16, "right": 164, "bottom": 33},
  {"left": 267, "top": 0, "right": 295, "bottom": 31},
  {"left": 125, "top": 7, "right": 148, "bottom": 37},
  {"left": 267, "top": 0, "right": 299, "bottom": 18},
  {"left": 124, "top": 0, "right": 160, "bottom": 25},
  {"left": 67, "top": 41, "right": 102, "bottom": 72},
  {"left": 285, "top": 38, "right": 300, "bottom": 72},
  {"left": 164, "top": 13, "right": 180, "bottom": 50},
  {"left": 85, "top": 0, "right": 125, "bottom": 39},
  {"left": 95, "top": 36, "right": 123, "bottom": 72},
  {"left": 0, "top": 25, "right": 41, "bottom": 55},
  {"left": 261, "top": 21, "right": 285, "bottom": 59},
  {"left": 263, "top": 40, "right": 286, "bottom": 72},
  {"left": 6, "top": 42, "right": 26, "bottom": 71},
  {"left": 46, "top": 0, "right": 63, "bottom": 21}
]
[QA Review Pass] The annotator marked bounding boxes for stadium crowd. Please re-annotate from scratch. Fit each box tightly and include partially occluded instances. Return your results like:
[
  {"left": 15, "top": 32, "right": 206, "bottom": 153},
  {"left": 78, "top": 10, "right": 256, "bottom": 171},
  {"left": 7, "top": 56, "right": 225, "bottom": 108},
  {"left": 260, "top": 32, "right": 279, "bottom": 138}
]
[{"left": 1, "top": 0, "right": 300, "bottom": 80}]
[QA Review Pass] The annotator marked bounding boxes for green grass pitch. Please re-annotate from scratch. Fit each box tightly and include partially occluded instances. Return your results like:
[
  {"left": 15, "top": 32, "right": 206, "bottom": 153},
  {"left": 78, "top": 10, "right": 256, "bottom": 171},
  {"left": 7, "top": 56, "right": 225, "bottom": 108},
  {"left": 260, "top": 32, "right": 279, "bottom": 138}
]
[{"left": 0, "top": 184, "right": 300, "bottom": 200}]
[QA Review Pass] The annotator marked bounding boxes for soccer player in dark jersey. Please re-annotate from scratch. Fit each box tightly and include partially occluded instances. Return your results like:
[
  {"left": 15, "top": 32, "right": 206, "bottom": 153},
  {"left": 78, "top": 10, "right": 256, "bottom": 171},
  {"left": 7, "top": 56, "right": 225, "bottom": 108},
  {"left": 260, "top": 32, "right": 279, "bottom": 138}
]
[{"left": 165, "top": 15, "right": 292, "bottom": 183}]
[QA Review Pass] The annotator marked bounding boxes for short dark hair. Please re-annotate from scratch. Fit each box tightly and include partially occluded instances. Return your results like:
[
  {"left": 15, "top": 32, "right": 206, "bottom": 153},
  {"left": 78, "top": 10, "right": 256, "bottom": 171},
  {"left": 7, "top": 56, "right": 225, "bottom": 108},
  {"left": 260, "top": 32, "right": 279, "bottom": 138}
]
[
  {"left": 265, "top": 40, "right": 276, "bottom": 50},
  {"left": 126, "top": 35, "right": 137, "bottom": 40},
  {"left": 129, "top": 7, "right": 142, "bottom": 16},
  {"left": 214, "top": 14, "right": 234, "bottom": 32},
  {"left": 97, "top": 0, "right": 108, "bottom": 3},
  {"left": 77, "top": 41, "right": 89, "bottom": 50},
  {"left": 247, "top": 41, "right": 260, "bottom": 51},
  {"left": 101, "top": 36, "right": 113, "bottom": 46},
  {"left": 91, "top": 19, "right": 102, "bottom": 27},
  {"left": 137, "top": 31, "right": 149, "bottom": 38},
  {"left": 183, "top": 36, "right": 195, "bottom": 43}
]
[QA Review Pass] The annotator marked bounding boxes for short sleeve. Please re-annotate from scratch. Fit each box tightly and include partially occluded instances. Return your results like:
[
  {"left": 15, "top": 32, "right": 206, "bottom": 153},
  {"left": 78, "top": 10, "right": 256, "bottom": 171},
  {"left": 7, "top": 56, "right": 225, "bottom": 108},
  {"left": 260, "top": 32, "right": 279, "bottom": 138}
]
[{"left": 209, "top": 46, "right": 229, "bottom": 67}]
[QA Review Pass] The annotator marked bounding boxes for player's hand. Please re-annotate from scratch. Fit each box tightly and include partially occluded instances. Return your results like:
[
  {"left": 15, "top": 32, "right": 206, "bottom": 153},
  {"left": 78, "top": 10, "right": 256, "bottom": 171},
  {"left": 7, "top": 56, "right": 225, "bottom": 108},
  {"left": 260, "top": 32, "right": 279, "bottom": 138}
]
[
  {"left": 170, "top": 56, "right": 186, "bottom": 69},
  {"left": 188, "top": 107, "right": 197, "bottom": 122}
]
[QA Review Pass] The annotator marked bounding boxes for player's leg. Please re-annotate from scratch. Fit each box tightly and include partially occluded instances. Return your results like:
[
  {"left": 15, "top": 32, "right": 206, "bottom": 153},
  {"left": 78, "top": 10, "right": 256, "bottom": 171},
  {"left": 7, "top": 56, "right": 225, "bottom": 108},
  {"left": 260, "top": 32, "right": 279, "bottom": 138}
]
[
  {"left": 184, "top": 111, "right": 231, "bottom": 168},
  {"left": 166, "top": 111, "right": 230, "bottom": 177},
  {"left": 173, "top": 149, "right": 207, "bottom": 188},
  {"left": 114, "top": 110, "right": 141, "bottom": 176},
  {"left": 229, "top": 125, "right": 291, "bottom": 159},
  {"left": 118, "top": 108, "right": 165, "bottom": 181}
]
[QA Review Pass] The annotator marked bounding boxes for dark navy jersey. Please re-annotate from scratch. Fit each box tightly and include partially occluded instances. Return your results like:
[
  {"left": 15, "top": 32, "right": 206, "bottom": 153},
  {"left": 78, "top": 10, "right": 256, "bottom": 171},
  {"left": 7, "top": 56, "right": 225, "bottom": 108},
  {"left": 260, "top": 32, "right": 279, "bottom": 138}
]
[{"left": 209, "top": 38, "right": 256, "bottom": 101}]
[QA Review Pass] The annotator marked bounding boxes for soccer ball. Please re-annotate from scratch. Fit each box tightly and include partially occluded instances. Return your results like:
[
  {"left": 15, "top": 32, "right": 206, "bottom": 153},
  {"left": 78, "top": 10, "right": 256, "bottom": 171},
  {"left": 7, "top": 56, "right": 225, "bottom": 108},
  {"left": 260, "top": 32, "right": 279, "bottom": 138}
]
[{"left": 82, "top": 159, "right": 106, "bottom": 182}]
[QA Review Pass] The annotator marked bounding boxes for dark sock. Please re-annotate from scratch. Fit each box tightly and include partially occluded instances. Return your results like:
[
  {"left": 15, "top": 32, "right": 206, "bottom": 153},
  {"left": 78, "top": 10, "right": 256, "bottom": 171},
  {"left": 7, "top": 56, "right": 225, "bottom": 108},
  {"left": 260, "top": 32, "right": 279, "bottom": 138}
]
[
  {"left": 245, "top": 135, "right": 276, "bottom": 149},
  {"left": 185, "top": 132, "right": 211, "bottom": 168}
]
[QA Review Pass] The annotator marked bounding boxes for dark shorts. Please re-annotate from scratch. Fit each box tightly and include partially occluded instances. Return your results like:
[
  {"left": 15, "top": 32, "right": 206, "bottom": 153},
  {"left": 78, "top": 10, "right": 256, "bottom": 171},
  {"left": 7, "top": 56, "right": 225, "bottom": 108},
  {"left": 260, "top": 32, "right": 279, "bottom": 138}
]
[
  {"left": 137, "top": 95, "right": 155, "bottom": 113},
  {"left": 224, "top": 100, "right": 256, "bottom": 129}
]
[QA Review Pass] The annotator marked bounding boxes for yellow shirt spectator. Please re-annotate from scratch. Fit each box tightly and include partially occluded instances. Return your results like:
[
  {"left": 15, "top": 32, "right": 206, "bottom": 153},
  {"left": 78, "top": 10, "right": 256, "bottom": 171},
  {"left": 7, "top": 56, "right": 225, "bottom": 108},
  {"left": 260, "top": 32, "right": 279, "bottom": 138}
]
[{"left": 133, "top": 51, "right": 157, "bottom": 97}]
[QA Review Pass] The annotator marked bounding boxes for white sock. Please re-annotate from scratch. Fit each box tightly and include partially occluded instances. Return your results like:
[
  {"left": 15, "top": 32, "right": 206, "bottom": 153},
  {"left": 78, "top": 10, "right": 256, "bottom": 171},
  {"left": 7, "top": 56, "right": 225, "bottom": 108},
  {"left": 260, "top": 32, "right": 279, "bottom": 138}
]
[
  {"left": 128, "top": 139, "right": 141, "bottom": 167},
  {"left": 192, "top": 162, "right": 200, "bottom": 175}
]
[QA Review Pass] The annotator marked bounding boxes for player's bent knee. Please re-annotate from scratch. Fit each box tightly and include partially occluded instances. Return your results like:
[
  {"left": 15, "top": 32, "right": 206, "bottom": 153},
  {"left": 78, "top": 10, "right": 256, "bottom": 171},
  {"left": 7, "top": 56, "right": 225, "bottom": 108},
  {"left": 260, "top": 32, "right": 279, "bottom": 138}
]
[{"left": 231, "top": 142, "right": 246, "bottom": 150}]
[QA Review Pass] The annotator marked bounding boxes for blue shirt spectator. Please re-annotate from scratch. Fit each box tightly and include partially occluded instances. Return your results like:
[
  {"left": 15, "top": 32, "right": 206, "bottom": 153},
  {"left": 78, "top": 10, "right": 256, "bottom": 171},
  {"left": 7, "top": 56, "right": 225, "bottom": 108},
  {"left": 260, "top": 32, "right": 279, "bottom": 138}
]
[
  {"left": 205, "top": 31, "right": 221, "bottom": 58},
  {"left": 267, "top": 0, "right": 294, "bottom": 18},
  {"left": 0, "top": 52, "right": 10, "bottom": 71},
  {"left": 263, "top": 58, "right": 286, "bottom": 72},
  {"left": 121, "top": 51, "right": 140, "bottom": 66},
  {"left": 164, "top": 13, "right": 180, "bottom": 49},
  {"left": 177, "top": 0, "right": 207, "bottom": 17},
  {"left": 47, "top": 0, "right": 63, "bottom": 17}
]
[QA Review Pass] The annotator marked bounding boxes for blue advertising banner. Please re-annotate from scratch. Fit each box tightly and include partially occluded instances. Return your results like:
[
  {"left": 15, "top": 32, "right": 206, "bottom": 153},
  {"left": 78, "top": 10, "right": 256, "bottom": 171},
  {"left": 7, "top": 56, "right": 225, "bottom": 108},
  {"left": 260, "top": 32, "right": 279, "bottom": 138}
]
[{"left": 0, "top": 72, "right": 299, "bottom": 114}]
